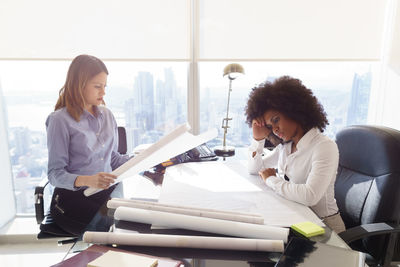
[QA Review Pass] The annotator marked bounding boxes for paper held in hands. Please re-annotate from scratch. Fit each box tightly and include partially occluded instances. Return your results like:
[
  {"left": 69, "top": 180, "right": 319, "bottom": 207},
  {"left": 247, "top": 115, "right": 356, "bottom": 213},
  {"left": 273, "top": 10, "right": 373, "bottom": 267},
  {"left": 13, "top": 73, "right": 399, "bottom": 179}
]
[{"left": 84, "top": 123, "right": 218, "bottom": 197}]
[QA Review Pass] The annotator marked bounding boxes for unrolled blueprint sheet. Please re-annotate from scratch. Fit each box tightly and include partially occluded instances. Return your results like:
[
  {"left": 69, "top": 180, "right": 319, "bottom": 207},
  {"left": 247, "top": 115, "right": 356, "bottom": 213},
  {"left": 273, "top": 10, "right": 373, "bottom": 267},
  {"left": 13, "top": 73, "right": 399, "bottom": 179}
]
[
  {"left": 84, "top": 123, "right": 217, "bottom": 196},
  {"left": 158, "top": 161, "right": 323, "bottom": 227}
]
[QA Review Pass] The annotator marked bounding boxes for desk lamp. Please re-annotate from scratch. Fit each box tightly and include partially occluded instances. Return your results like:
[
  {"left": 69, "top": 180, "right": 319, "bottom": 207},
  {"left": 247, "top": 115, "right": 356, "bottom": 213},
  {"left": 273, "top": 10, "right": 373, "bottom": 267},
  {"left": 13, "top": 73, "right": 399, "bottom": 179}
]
[{"left": 214, "top": 63, "right": 245, "bottom": 158}]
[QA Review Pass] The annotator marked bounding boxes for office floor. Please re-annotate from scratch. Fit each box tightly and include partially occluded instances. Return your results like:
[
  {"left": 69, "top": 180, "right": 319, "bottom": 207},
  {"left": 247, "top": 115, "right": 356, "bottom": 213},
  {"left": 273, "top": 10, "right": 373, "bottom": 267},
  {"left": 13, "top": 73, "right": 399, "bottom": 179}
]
[{"left": 0, "top": 217, "right": 74, "bottom": 267}]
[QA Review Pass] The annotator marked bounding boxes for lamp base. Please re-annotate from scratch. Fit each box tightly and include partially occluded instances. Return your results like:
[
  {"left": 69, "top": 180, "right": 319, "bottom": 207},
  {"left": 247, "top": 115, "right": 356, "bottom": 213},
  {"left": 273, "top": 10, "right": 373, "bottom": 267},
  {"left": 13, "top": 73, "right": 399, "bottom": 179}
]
[{"left": 214, "top": 145, "right": 235, "bottom": 157}]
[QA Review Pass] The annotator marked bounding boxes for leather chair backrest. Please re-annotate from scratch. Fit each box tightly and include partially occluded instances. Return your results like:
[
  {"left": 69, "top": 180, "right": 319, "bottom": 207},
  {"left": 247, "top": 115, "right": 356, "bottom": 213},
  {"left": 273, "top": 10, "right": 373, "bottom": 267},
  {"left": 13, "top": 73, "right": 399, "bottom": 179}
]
[
  {"left": 335, "top": 125, "right": 400, "bottom": 227},
  {"left": 335, "top": 125, "right": 400, "bottom": 260}
]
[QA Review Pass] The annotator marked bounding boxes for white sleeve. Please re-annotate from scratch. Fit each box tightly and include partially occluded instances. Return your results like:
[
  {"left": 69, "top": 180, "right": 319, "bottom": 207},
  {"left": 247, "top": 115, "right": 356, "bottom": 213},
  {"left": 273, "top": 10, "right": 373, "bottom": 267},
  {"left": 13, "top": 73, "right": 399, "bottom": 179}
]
[
  {"left": 248, "top": 138, "right": 280, "bottom": 175},
  {"left": 265, "top": 140, "right": 339, "bottom": 207}
]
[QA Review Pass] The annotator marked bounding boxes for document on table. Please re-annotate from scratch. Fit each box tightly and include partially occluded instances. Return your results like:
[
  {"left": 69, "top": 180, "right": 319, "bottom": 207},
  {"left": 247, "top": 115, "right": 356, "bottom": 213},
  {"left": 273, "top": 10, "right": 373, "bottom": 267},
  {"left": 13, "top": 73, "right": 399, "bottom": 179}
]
[
  {"left": 158, "top": 161, "right": 323, "bottom": 227},
  {"left": 107, "top": 198, "right": 265, "bottom": 224},
  {"left": 84, "top": 123, "right": 218, "bottom": 196}
]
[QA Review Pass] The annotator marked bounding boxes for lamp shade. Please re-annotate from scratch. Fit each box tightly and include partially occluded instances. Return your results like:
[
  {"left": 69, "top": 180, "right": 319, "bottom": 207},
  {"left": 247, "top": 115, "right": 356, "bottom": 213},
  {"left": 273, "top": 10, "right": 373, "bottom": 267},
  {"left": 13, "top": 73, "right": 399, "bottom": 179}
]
[{"left": 223, "top": 63, "right": 245, "bottom": 79}]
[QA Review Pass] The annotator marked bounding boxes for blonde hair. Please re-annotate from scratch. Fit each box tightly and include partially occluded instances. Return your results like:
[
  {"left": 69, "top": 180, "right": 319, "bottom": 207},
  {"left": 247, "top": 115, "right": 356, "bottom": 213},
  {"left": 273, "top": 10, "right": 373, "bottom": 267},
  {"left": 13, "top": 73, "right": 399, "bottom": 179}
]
[{"left": 55, "top": 55, "right": 108, "bottom": 121}]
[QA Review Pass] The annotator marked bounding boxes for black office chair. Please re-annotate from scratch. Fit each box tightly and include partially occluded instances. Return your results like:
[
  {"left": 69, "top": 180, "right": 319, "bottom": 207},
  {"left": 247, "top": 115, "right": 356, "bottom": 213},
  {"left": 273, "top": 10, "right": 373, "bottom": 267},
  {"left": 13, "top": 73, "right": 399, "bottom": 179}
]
[
  {"left": 34, "top": 126, "right": 128, "bottom": 243},
  {"left": 334, "top": 125, "right": 400, "bottom": 267}
]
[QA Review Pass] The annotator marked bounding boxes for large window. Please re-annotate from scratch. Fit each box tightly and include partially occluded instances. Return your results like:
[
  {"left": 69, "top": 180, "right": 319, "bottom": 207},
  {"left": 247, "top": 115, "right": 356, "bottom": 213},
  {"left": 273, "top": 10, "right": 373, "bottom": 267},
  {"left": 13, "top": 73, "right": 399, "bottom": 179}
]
[
  {"left": 0, "top": 61, "right": 379, "bottom": 215},
  {"left": 0, "top": 0, "right": 390, "bottom": 218},
  {"left": 0, "top": 61, "right": 187, "bottom": 214},
  {"left": 200, "top": 62, "right": 378, "bottom": 148},
  {"left": 101, "top": 62, "right": 188, "bottom": 152}
]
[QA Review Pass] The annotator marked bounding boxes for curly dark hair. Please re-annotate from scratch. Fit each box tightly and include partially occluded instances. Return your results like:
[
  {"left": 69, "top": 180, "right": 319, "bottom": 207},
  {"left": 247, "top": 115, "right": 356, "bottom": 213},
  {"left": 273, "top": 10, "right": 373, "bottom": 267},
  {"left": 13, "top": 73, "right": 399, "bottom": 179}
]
[{"left": 245, "top": 76, "right": 328, "bottom": 132}]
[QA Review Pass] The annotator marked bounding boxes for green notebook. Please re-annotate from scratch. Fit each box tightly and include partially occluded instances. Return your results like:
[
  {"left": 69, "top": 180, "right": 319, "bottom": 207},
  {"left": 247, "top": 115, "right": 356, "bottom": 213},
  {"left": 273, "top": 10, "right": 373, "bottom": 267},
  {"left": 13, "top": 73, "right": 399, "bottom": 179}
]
[{"left": 291, "top": 221, "right": 325, "bottom": 237}]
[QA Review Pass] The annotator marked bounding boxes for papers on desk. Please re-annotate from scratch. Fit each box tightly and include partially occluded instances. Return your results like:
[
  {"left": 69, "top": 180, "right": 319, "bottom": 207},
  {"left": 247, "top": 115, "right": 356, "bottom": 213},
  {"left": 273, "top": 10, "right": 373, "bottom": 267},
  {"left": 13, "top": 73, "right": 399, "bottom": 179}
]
[
  {"left": 158, "top": 161, "right": 324, "bottom": 227},
  {"left": 83, "top": 156, "right": 325, "bottom": 253},
  {"left": 84, "top": 123, "right": 217, "bottom": 196},
  {"left": 107, "top": 198, "right": 265, "bottom": 224},
  {"left": 114, "top": 206, "right": 289, "bottom": 242},
  {"left": 85, "top": 197, "right": 287, "bottom": 252},
  {"left": 101, "top": 198, "right": 287, "bottom": 252}
]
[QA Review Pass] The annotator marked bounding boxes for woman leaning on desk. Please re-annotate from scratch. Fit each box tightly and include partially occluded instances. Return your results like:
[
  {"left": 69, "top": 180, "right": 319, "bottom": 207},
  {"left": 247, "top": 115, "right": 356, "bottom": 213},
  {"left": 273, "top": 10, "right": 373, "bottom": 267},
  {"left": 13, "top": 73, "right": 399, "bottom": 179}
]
[
  {"left": 246, "top": 76, "right": 346, "bottom": 234},
  {"left": 45, "top": 55, "right": 130, "bottom": 235}
]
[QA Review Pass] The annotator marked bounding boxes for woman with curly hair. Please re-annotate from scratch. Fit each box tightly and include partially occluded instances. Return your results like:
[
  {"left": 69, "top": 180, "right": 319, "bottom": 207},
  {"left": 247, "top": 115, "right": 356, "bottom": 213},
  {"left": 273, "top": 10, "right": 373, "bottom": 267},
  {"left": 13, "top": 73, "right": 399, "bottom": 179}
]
[{"left": 245, "top": 76, "right": 345, "bottom": 233}]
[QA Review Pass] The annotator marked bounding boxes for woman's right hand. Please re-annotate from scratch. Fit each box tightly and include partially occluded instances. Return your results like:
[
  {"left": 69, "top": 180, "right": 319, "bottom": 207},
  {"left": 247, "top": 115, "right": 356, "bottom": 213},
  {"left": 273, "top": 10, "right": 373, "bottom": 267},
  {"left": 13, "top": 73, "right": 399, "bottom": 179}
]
[
  {"left": 252, "top": 118, "right": 272, "bottom": 141},
  {"left": 75, "top": 172, "right": 117, "bottom": 189}
]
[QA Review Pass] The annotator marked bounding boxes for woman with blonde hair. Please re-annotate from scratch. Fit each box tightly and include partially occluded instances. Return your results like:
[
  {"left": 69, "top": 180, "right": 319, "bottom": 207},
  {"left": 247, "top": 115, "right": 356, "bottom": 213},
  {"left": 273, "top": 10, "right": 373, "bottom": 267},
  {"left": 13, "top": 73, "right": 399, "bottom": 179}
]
[{"left": 45, "top": 55, "right": 130, "bottom": 235}]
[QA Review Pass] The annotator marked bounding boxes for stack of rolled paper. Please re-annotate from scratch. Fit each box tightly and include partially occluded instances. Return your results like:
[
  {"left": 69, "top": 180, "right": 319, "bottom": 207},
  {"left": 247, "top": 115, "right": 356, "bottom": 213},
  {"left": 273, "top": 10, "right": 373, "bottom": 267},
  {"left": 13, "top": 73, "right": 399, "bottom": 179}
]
[{"left": 83, "top": 198, "right": 290, "bottom": 252}]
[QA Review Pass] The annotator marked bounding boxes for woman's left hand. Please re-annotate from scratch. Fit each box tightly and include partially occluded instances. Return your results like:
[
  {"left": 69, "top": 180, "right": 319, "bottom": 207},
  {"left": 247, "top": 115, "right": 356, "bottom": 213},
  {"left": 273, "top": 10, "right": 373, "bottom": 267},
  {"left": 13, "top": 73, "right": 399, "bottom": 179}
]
[{"left": 259, "top": 168, "right": 276, "bottom": 181}]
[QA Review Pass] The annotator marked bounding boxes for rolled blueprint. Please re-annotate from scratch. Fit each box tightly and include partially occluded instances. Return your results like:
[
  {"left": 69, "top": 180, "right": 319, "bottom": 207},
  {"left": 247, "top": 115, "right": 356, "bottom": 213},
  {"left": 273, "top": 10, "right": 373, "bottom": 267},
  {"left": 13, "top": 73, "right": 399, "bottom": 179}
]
[
  {"left": 114, "top": 207, "right": 289, "bottom": 243},
  {"left": 83, "top": 231, "right": 284, "bottom": 252},
  {"left": 107, "top": 198, "right": 264, "bottom": 224}
]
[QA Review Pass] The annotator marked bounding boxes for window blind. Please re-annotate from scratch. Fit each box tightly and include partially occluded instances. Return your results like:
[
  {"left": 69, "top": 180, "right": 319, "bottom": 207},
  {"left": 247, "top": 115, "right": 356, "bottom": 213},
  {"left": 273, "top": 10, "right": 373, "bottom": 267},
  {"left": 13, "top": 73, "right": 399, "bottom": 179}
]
[
  {"left": 199, "top": 0, "right": 387, "bottom": 60},
  {"left": 0, "top": 0, "right": 190, "bottom": 59}
]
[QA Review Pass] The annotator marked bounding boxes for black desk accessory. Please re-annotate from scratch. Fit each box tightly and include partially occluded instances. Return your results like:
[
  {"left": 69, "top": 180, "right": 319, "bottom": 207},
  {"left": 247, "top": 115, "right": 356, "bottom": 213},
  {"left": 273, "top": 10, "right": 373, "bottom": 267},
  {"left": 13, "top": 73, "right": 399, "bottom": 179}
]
[{"left": 275, "top": 237, "right": 362, "bottom": 267}]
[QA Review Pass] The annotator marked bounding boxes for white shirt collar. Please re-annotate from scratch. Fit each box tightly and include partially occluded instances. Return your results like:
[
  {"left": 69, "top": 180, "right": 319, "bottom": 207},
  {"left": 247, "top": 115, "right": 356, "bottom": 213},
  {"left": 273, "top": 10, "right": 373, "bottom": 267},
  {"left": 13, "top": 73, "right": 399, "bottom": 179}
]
[{"left": 296, "top": 127, "right": 321, "bottom": 151}]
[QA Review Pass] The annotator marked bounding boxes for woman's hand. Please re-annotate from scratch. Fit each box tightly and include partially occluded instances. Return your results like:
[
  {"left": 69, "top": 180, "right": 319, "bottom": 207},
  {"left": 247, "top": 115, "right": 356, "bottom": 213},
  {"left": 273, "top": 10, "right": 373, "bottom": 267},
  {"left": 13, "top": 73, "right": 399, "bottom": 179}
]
[
  {"left": 252, "top": 118, "right": 271, "bottom": 141},
  {"left": 259, "top": 168, "right": 276, "bottom": 181},
  {"left": 75, "top": 172, "right": 117, "bottom": 189}
]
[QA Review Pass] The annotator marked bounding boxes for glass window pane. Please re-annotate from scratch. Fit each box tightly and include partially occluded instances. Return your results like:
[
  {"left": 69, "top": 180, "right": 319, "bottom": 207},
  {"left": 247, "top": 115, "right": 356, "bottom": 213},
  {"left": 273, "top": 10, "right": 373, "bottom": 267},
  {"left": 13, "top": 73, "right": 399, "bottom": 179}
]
[
  {"left": 0, "top": 86, "right": 16, "bottom": 226},
  {"left": 199, "top": 62, "right": 378, "bottom": 149},
  {"left": 104, "top": 62, "right": 188, "bottom": 152},
  {"left": 0, "top": 60, "right": 188, "bottom": 214}
]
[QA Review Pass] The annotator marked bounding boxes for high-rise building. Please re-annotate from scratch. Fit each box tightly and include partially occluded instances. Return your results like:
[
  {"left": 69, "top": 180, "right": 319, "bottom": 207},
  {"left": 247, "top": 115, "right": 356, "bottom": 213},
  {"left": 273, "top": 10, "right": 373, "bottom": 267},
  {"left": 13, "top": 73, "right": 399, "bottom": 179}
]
[
  {"left": 133, "top": 72, "right": 155, "bottom": 131},
  {"left": 12, "top": 127, "right": 31, "bottom": 157},
  {"left": 346, "top": 72, "right": 372, "bottom": 126},
  {"left": 154, "top": 68, "right": 181, "bottom": 131}
]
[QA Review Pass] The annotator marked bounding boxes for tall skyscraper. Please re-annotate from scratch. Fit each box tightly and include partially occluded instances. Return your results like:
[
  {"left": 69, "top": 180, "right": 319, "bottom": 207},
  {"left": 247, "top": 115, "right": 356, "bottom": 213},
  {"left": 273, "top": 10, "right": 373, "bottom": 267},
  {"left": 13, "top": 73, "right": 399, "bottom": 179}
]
[
  {"left": 346, "top": 72, "right": 372, "bottom": 126},
  {"left": 154, "top": 79, "right": 165, "bottom": 129},
  {"left": 133, "top": 71, "right": 155, "bottom": 131},
  {"left": 154, "top": 68, "right": 181, "bottom": 131},
  {"left": 124, "top": 98, "right": 139, "bottom": 150},
  {"left": 12, "top": 127, "right": 31, "bottom": 157}
]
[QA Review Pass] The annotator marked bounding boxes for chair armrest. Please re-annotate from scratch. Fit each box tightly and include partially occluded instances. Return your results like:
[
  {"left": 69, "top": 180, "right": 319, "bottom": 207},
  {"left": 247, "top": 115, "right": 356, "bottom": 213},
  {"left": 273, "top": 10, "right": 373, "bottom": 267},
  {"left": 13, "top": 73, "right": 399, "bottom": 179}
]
[
  {"left": 339, "top": 222, "right": 400, "bottom": 243},
  {"left": 339, "top": 222, "right": 400, "bottom": 267},
  {"left": 34, "top": 179, "right": 49, "bottom": 224}
]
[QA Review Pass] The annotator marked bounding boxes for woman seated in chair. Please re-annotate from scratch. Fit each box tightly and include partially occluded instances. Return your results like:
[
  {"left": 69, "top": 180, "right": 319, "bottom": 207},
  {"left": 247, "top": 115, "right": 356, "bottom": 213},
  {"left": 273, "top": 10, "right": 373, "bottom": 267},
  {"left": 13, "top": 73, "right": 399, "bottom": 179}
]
[
  {"left": 46, "top": 54, "right": 130, "bottom": 235},
  {"left": 246, "top": 76, "right": 346, "bottom": 233}
]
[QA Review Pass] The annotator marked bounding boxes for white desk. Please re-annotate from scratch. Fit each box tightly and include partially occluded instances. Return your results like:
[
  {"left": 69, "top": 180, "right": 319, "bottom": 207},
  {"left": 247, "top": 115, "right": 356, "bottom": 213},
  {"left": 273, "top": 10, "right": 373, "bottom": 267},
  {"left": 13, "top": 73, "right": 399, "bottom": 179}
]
[
  {"left": 63, "top": 156, "right": 365, "bottom": 267},
  {"left": 158, "top": 160, "right": 323, "bottom": 228},
  {"left": 119, "top": 155, "right": 351, "bottom": 249}
]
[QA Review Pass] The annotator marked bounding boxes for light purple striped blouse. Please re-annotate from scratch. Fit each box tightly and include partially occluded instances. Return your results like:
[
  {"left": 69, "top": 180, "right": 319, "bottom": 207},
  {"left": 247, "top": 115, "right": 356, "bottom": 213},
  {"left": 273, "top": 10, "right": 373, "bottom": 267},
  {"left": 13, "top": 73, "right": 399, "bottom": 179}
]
[{"left": 46, "top": 106, "right": 129, "bottom": 191}]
